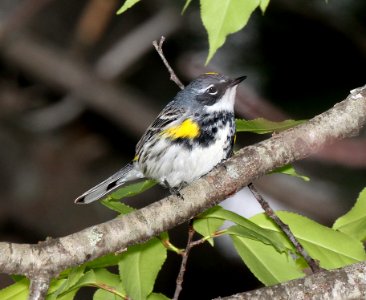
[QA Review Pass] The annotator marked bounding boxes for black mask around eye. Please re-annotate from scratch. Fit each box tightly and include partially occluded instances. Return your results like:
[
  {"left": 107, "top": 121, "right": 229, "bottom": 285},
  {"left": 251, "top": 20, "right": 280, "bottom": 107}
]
[{"left": 196, "top": 82, "right": 227, "bottom": 106}]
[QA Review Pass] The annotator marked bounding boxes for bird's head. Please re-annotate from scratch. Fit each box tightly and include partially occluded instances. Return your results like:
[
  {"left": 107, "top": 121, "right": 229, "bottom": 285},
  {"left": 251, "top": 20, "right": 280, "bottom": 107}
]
[{"left": 178, "top": 72, "right": 246, "bottom": 112}]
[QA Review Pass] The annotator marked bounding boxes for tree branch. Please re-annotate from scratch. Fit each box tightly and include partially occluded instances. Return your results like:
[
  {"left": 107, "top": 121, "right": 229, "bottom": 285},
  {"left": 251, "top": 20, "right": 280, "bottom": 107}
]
[
  {"left": 0, "top": 85, "right": 365, "bottom": 292},
  {"left": 215, "top": 261, "right": 366, "bottom": 300}
]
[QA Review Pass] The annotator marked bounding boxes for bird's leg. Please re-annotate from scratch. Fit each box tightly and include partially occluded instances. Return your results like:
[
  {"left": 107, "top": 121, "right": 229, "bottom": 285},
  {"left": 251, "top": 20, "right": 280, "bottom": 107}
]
[{"left": 164, "top": 180, "right": 184, "bottom": 200}]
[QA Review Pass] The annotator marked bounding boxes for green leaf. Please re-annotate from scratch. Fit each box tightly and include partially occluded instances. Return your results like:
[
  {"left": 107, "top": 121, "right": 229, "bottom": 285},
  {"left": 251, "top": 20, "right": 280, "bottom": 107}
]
[
  {"left": 182, "top": 0, "right": 193, "bottom": 14},
  {"left": 231, "top": 235, "right": 304, "bottom": 286},
  {"left": 226, "top": 224, "right": 282, "bottom": 244},
  {"left": 193, "top": 215, "right": 224, "bottom": 246},
  {"left": 236, "top": 118, "right": 306, "bottom": 134},
  {"left": 147, "top": 293, "right": 170, "bottom": 300},
  {"left": 201, "top": 0, "right": 260, "bottom": 63},
  {"left": 0, "top": 278, "right": 29, "bottom": 300},
  {"left": 333, "top": 188, "right": 366, "bottom": 241},
  {"left": 198, "top": 206, "right": 285, "bottom": 252},
  {"left": 54, "top": 269, "right": 125, "bottom": 299},
  {"left": 93, "top": 282, "right": 125, "bottom": 300},
  {"left": 101, "top": 200, "right": 135, "bottom": 214},
  {"left": 233, "top": 210, "right": 366, "bottom": 285},
  {"left": 75, "top": 269, "right": 121, "bottom": 289},
  {"left": 117, "top": 0, "right": 142, "bottom": 15},
  {"left": 251, "top": 212, "right": 366, "bottom": 269},
  {"left": 119, "top": 238, "right": 167, "bottom": 300},
  {"left": 272, "top": 164, "right": 310, "bottom": 182},
  {"left": 259, "top": 0, "right": 270, "bottom": 13},
  {"left": 110, "top": 180, "right": 156, "bottom": 200},
  {"left": 48, "top": 266, "right": 85, "bottom": 299},
  {"left": 85, "top": 253, "right": 125, "bottom": 269},
  {"left": 51, "top": 289, "right": 78, "bottom": 300},
  {"left": 47, "top": 279, "right": 67, "bottom": 295},
  {"left": 101, "top": 180, "right": 156, "bottom": 213}
]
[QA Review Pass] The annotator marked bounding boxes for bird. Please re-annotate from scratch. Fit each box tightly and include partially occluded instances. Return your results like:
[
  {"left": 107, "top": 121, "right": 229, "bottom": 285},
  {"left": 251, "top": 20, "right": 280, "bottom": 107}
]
[{"left": 75, "top": 73, "right": 246, "bottom": 204}]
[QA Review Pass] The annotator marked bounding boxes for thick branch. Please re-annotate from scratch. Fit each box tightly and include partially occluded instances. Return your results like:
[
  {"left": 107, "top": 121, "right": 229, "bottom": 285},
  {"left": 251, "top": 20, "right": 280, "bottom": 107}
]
[
  {"left": 215, "top": 261, "right": 366, "bottom": 300},
  {"left": 0, "top": 86, "right": 365, "bottom": 281}
]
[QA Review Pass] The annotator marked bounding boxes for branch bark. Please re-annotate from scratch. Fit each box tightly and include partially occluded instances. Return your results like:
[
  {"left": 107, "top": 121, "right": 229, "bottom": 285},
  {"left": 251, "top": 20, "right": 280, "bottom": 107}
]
[
  {"left": 28, "top": 277, "right": 51, "bottom": 300},
  {"left": 0, "top": 85, "right": 365, "bottom": 295},
  {"left": 215, "top": 261, "right": 366, "bottom": 300}
]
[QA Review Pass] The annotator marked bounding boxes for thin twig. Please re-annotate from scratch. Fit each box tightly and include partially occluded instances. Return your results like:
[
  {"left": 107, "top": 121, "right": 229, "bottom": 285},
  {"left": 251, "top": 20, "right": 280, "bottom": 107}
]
[
  {"left": 173, "top": 220, "right": 195, "bottom": 300},
  {"left": 153, "top": 36, "right": 185, "bottom": 90},
  {"left": 248, "top": 182, "right": 322, "bottom": 273},
  {"left": 189, "top": 237, "right": 209, "bottom": 248},
  {"left": 172, "top": 226, "right": 216, "bottom": 300}
]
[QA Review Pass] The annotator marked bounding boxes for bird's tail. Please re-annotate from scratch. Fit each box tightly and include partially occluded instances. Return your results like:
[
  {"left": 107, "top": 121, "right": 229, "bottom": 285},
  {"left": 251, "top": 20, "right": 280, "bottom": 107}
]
[{"left": 74, "top": 163, "right": 144, "bottom": 204}]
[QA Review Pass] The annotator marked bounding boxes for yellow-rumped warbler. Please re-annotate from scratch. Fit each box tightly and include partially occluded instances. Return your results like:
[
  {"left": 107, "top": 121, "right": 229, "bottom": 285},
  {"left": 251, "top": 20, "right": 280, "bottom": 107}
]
[{"left": 75, "top": 73, "right": 246, "bottom": 204}]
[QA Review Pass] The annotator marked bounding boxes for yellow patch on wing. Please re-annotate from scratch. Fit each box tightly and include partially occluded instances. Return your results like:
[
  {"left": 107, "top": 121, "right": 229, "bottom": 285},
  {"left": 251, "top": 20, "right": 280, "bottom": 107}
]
[
  {"left": 133, "top": 154, "right": 139, "bottom": 161},
  {"left": 205, "top": 72, "right": 219, "bottom": 75},
  {"left": 161, "top": 119, "right": 200, "bottom": 139}
]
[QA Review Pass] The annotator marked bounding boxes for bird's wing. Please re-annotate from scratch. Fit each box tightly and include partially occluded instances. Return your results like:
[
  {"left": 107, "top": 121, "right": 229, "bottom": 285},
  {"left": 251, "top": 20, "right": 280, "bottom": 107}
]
[{"left": 136, "top": 102, "right": 186, "bottom": 154}]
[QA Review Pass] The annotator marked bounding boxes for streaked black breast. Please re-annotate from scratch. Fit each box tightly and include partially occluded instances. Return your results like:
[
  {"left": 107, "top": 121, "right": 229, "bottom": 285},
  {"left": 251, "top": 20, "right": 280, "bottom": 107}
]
[{"left": 170, "top": 111, "right": 235, "bottom": 151}]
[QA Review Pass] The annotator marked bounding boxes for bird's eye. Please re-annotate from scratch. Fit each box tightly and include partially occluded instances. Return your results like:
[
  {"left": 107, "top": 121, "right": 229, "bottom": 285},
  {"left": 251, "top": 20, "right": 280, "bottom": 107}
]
[{"left": 207, "top": 86, "right": 218, "bottom": 95}]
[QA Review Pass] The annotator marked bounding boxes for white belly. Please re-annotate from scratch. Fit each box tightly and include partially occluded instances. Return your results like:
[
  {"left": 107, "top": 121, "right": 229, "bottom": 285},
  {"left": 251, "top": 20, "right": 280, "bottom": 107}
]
[{"left": 139, "top": 125, "right": 231, "bottom": 187}]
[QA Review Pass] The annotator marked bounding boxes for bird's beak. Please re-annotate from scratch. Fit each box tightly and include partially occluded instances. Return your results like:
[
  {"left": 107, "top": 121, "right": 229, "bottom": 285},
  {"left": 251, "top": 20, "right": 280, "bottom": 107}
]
[{"left": 229, "top": 75, "right": 247, "bottom": 87}]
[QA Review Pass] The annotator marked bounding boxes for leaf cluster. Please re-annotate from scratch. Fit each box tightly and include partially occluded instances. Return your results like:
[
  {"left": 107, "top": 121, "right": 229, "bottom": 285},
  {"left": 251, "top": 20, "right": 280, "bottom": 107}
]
[{"left": 3, "top": 187, "right": 366, "bottom": 299}]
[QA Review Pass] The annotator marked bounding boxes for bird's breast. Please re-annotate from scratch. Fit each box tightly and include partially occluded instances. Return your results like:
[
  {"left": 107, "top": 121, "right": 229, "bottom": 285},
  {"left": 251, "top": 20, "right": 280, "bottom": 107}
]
[{"left": 137, "top": 111, "right": 235, "bottom": 187}]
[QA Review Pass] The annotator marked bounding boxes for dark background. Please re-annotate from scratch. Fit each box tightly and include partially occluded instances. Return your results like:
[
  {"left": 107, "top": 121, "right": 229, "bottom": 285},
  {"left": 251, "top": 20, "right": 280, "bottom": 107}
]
[{"left": 0, "top": 0, "right": 365, "bottom": 299}]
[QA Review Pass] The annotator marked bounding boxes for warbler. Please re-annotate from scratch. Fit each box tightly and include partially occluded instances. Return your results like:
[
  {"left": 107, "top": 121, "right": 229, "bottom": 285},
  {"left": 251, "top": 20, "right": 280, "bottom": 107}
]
[{"left": 75, "top": 73, "right": 246, "bottom": 204}]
